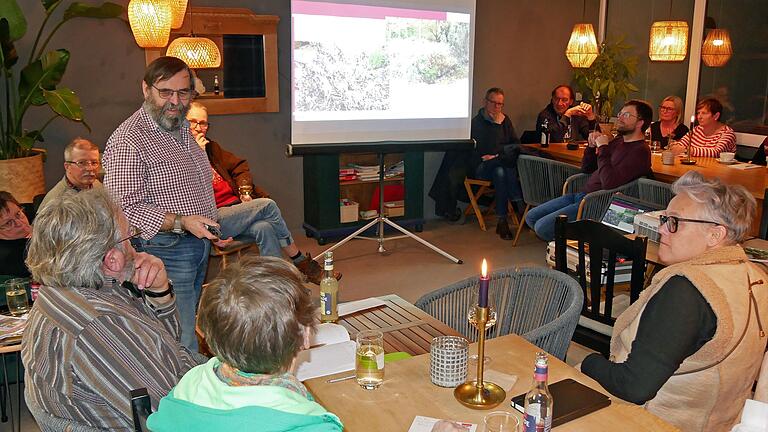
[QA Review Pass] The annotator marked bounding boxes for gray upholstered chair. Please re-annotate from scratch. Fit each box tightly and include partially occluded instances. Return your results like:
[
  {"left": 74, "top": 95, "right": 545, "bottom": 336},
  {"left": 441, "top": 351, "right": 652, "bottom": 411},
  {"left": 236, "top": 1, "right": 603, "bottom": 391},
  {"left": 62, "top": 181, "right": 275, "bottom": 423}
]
[
  {"left": 514, "top": 155, "right": 582, "bottom": 245},
  {"left": 415, "top": 267, "right": 583, "bottom": 360},
  {"left": 563, "top": 173, "right": 640, "bottom": 221},
  {"left": 637, "top": 178, "right": 674, "bottom": 209}
]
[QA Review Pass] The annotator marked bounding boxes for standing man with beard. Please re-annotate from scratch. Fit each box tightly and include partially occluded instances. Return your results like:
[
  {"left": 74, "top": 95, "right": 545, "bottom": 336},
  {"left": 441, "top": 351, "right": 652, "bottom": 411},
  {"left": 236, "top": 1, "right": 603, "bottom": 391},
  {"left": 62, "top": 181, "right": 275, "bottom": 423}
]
[
  {"left": 525, "top": 100, "right": 653, "bottom": 241},
  {"left": 103, "top": 56, "right": 218, "bottom": 350},
  {"left": 39, "top": 138, "right": 103, "bottom": 210}
]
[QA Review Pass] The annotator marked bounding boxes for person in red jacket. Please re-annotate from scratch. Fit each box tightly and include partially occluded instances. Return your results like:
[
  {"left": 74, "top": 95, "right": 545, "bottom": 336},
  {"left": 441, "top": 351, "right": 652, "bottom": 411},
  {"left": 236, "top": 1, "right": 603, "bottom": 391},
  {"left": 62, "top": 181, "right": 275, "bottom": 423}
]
[{"left": 188, "top": 102, "right": 340, "bottom": 284}]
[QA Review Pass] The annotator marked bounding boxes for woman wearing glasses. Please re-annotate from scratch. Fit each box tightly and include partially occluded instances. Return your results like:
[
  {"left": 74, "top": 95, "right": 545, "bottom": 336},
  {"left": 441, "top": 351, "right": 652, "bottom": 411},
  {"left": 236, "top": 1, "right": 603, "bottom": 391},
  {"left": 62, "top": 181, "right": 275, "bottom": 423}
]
[
  {"left": 580, "top": 171, "right": 768, "bottom": 431},
  {"left": 650, "top": 96, "right": 689, "bottom": 149}
]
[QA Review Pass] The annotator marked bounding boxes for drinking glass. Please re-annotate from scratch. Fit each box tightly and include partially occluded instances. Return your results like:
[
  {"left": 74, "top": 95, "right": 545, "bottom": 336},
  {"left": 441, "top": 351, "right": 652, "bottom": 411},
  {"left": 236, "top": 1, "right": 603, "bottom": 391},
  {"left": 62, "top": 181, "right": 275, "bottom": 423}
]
[
  {"left": 3, "top": 278, "right": 30, "bottom": 316},
  {"left": 467, "top": 291, "right": 497, "bottom": 365},
  {"left": 237, "top": 180, "right": 253, "bottom": 198},
  {"left": 651, "top": 140, "right": 661, "bottom": 153},
  {"left": 355, "top": 330, "right": 384, "bottom": 389},
  {"left": 484, "top": 411, "right": 520, "bottom": 432}
]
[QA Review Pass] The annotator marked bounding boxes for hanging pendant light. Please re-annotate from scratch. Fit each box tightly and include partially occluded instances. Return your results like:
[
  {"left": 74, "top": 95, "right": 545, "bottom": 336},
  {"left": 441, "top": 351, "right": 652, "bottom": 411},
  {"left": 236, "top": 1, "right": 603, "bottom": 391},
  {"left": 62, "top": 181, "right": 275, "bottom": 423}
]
[
  {"left": 127, "top": 0, "right": 172, "bottom": 48},
  {"left": 167, "top": 37, "right": 222, "bottom": 69},
  {"left": 565, "top": 0, "right": 599, "bottom": 68},
  {"left": 169, "top": 0, "right": 189, "bottom": 29},
  {"left": 701, "top": 28, "right": 732, "bottom": 67},
  {"left": 165, "top": 4, "right": 222, "bottom": 69},
  {"left": 649, "top": 1, "right": 689, "bottom": 61}
]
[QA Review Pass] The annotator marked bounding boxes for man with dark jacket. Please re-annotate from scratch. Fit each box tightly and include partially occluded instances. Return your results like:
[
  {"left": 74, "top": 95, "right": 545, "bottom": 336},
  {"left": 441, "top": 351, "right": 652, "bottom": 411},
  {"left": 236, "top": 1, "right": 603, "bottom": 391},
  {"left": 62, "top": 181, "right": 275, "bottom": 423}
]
[
  {"left": 536, "top": 84, "right": 597, "bottom": 143},
  {"left": 187, "top": 102, "right": 340, "bottom": 284},
  {"left": 525, "top": 100, "right": 653, "bottom": 241}
]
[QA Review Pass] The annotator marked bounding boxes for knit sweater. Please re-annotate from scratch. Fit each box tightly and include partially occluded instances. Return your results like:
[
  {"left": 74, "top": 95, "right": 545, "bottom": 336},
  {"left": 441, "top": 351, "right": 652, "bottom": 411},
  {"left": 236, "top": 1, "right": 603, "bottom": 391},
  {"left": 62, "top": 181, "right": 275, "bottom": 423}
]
[
  {"left": 581, "top": 137, "right": 651, "bottom": 193},
  {"left": 609, "top": 246, "right": 768, "bottom": 432},
  {"left": 678, "top": 124, "right": 736, "bottom": 158}
]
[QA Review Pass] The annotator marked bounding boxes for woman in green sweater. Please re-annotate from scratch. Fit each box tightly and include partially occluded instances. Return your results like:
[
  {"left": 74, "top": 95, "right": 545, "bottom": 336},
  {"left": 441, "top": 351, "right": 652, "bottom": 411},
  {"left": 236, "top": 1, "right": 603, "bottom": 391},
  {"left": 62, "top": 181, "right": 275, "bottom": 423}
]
[{"left": 147, "top": 256, "right": 343, "bottom": 431}]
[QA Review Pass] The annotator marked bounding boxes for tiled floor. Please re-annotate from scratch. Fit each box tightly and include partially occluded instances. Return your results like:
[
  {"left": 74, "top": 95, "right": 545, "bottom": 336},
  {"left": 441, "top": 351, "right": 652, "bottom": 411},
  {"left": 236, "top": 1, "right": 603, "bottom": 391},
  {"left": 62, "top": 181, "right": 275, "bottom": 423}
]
[{"left": 6, "top": 216, "right": 596, "bottom": 431}]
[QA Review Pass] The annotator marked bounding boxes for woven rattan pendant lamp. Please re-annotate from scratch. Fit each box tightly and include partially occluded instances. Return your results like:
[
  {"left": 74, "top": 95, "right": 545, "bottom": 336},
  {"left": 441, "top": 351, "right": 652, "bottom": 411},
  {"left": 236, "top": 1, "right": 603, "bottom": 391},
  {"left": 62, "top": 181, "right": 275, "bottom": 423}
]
[
  {"left": 701, "top": 28, "right": 732, "bottom": 67},
  {"left": 565, "top": 0, "right": 599, "bottom": 68},
  {"left": 166, "top": 4, "right": 221, "bottom": 69},
  {"left": 169, "top": 0, "right": 189, "bottom": 29},
  {"left": 128, "top": 0, "right": 172, "bottom": 48},
  {"left": 649, "top": 0, "right": 689, "bottom": 61}
]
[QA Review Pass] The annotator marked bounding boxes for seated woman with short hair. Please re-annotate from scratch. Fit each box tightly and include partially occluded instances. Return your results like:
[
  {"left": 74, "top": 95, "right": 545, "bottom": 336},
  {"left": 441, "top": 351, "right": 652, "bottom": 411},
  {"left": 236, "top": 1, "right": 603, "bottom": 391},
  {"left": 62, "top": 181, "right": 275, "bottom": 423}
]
[
  {"left": 147, "top": 256, "right": 343, "bottom": 432},
  {"left": 580, "top": 171, "right": 768, "bottom": 432},
  {"left": 650, "top": 95, "right": 689, "bottom": 149},
  {"left": 670, "top": 97, "right": 736, "bottom": 158}
]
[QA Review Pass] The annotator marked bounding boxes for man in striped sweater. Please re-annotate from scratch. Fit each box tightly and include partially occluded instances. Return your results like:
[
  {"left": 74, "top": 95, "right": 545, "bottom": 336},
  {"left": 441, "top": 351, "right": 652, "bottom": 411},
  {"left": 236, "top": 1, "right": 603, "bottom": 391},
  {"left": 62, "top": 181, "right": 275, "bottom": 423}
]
[{"left": 21, "top": 188, "right": 205, "bottom": 430}]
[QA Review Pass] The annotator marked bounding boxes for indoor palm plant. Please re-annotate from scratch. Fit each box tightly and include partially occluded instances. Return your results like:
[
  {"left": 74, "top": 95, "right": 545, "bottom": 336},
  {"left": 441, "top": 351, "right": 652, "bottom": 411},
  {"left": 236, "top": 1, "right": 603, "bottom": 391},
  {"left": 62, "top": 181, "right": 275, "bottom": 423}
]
[
  {"left": 0, "top": 0, "right": 122, "bottom": 200},
  {"left": 572, "top": 36, "right": 639, "bottom": 122}
]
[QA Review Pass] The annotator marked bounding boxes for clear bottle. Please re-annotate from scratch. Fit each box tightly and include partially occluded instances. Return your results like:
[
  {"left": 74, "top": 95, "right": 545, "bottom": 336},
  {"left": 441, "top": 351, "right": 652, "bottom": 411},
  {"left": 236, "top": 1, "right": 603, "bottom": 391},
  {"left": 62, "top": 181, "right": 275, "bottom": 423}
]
[
  {"left": 213, "top": 74, "right": 220, "bottom": 95},
  {"left": 523, "top": 352, "right": 553, "bottom": 432},
  {"left": 319, "top": 252, "right": 339, "bottom": 323},
  {"left": 644, "top": 128, "right": 652, "bottom": 147},
  {"left": 540, "top": 118, "right": 549, "bottom": 147}
]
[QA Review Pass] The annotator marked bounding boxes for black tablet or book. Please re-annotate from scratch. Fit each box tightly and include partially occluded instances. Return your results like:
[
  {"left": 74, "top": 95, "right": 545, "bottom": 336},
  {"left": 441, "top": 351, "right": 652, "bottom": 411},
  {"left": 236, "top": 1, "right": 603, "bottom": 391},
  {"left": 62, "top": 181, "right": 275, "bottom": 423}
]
[{"left": 510, "top": 378, "right": 611, "bottom": 427}]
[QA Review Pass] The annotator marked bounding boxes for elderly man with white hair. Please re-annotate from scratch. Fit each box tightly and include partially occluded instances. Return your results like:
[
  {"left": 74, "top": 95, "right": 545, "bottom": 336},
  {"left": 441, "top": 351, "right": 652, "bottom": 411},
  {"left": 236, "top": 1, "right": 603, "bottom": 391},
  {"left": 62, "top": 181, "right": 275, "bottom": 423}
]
[
  {"left": 580, "top": 171, "right": 768, "bottom": 432},
  {"left": 22, "top": 188, "right": 203, "bottom": 430}
]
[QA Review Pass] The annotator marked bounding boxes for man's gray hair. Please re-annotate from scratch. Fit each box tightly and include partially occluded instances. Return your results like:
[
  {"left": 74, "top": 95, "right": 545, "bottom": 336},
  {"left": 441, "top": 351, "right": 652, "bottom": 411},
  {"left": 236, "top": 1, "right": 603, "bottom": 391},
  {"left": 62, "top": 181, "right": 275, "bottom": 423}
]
[
  {"left": 63, "top": 137, "right": 99, "bottom": 161},
  {"left": 26, "top": 188, "right": 123, "bottom": 289},
  {"left": 671, "top": 171, "right": 755, "bottom": 243}
]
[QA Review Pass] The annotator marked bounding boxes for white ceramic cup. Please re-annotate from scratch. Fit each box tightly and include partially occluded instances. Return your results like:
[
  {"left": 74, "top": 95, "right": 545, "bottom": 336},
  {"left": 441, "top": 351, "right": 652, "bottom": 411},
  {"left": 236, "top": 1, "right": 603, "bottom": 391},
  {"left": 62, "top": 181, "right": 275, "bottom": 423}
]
[{"left": 719, "top": 152, "right": 735, "bottom": 162}]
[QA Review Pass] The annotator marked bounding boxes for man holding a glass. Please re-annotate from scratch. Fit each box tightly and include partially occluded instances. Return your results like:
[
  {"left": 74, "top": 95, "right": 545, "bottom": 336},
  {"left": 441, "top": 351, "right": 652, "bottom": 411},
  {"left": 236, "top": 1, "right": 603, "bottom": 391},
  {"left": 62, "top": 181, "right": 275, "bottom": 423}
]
[{"left": 103, "top": 56, "right": 220, "bottom": 351}]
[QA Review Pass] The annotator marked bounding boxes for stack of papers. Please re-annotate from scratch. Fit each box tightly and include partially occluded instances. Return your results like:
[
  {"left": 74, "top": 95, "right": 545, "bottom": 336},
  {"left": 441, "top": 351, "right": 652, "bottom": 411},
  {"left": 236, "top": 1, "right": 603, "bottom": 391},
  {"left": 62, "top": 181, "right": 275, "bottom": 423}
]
[{"left": 0, "top": 313, "right": 27, "bottom": 346}]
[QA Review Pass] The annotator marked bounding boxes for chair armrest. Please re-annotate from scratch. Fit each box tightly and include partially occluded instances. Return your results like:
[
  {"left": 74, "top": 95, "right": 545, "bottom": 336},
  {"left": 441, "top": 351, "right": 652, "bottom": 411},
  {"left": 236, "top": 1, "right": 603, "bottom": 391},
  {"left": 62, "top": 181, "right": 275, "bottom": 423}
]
[{"left": 563, "top": 173, "right": 588, "bottom": 195}]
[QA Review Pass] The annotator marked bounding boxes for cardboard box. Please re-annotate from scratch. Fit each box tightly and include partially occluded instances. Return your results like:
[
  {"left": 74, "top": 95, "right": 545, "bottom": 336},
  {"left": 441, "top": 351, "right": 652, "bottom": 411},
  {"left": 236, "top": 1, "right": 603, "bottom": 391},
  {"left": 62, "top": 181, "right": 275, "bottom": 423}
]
[
  {"left": 384, "top": 200, "right": 405, "bottom": 217},
  {"left": 340, "top": 200, "right": 359, "bottom": 223}
]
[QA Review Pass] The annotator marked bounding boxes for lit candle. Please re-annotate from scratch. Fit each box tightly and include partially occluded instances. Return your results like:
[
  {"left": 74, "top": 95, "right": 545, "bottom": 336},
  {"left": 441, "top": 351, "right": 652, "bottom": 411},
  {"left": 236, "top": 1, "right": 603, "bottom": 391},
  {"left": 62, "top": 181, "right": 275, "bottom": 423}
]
[
  {"left": 479, "top": 259, "right": 489, "bottom": 308},
  {"left": 690, "top": 115, "right": 695, "bottom": 131}
]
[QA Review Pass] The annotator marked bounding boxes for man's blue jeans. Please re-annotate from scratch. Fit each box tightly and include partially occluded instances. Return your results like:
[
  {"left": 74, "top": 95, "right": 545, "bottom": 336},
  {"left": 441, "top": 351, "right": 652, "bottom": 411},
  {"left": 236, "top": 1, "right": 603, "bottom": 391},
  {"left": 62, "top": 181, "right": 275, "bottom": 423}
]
[
  {"left": 476, "top": 158, "right": 523, "bottom": 216},
  {"left": 218, "top": 198, "right": 293, "bottom": 258},
  {"left": 524, "top": 192, "right": 586, "bottom": 241},
  {"left": 131, "top": 233, "right": 210, "bottom": 351}
]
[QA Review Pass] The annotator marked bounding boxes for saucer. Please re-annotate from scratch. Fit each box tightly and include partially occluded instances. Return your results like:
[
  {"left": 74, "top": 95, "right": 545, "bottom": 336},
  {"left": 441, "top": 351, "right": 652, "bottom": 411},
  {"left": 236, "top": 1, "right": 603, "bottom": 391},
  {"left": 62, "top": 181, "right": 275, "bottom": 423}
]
[{"left": 717, "top": 159, "right": 738, "bottom": 165}]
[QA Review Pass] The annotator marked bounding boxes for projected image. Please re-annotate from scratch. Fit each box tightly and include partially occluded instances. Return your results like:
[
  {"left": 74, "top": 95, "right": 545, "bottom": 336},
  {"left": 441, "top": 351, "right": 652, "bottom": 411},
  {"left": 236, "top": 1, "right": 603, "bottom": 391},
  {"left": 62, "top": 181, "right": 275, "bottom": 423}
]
[{"left": 292, "top": 1, "right": 471, "bottom": 121}]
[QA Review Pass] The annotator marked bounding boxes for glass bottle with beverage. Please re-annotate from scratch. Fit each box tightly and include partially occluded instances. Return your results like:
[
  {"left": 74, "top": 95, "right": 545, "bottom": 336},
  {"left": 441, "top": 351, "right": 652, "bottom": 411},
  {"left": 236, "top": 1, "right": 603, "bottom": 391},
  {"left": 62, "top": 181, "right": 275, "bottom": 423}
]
[
  {"left": 319, "top": 252, "right": 339, "bottom": 323},
  {"left": 213, "top": 74, "right": 220, "bottom": 95},
  {"left": 355, "top": 329, "right": 384, "bottom": 389},
  {"left": 540, "top": 119, "right": 549, "bottom": 147},
  {"left": 523, "top": 352, "right": 553, "bottom": 432}
]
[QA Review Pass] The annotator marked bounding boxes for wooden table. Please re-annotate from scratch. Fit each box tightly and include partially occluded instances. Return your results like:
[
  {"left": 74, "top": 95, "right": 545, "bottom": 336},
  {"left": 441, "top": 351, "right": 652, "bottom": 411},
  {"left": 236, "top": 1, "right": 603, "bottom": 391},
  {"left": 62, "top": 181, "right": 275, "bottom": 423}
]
[
  {"left": 306, "top": 296, "right": 677, "bottom": 431},
  {"left": 335, "top": 294, "right": 461, "bottom": 356}
]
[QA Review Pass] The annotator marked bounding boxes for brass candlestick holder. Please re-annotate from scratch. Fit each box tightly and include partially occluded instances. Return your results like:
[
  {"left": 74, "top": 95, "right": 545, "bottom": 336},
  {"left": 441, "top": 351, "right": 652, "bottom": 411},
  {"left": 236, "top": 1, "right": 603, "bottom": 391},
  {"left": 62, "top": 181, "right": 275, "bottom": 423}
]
[
  {"left": 454, "top": 305, "right": 506, "bottom": 409},
  {"left": 681, "top": 131, "right": 697, "bottom": 165}
]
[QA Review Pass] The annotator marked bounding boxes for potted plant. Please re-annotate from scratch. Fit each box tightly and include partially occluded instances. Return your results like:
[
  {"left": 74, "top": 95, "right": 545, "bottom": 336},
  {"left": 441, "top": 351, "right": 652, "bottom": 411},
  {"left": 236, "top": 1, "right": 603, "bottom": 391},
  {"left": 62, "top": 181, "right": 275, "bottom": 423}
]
[
  {"left": 572, "top": 36, "right": 639, "bottom": 126},
  {"left": 0, "top": 0, "right": 122, "bottom": 202}
]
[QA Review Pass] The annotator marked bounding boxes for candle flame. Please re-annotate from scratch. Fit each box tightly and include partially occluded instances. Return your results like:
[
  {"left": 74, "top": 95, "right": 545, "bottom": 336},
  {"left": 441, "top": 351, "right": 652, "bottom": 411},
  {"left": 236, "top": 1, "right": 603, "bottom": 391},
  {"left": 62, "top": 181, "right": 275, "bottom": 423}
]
[
  {"left": 481, "top": 259, "right": 488, "bottom": 277},
  {"left": 691, "top": 115, "right": 695, "bottom": 123}
]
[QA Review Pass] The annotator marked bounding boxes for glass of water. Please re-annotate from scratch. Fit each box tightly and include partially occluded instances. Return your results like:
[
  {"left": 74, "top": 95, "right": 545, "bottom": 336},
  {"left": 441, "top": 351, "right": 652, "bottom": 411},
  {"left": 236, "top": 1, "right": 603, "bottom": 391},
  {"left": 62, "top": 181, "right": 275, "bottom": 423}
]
[
  {"left": 651, "top": 140, "right": 662, "bottom": 153},
  {"left": 355, "top": 330, "right": 384, "bottom": 389},
  {"left": 3, "top": 278, "right": 30, "bottom": 316},
  {"left": 484, "top": 411, "right": 520, "bottom": 432}
]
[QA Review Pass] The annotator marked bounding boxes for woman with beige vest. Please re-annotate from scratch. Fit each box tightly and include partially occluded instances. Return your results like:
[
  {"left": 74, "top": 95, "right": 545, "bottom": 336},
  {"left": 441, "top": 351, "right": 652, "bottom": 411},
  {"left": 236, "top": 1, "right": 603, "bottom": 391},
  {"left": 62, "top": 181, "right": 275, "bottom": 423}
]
[{"left": 580, "top": 171, "right": 768, "bottom": 432}]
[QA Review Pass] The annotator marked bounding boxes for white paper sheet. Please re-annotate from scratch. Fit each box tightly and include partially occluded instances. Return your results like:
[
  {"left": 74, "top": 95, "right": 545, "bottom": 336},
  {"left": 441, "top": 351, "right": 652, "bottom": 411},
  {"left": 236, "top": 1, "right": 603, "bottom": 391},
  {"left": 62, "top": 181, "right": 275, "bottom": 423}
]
[
  {"left": 295, "top": 340, "right": 356, "bottom": 381},
  {"left": 310, "top": 323, "right": 350, "bottom": 347},
  {"left": 408, "top": 416, "right": 477, "bottom": 432},
  {"left": 338, "top": 297, "right": 387, "bottom": 316}
]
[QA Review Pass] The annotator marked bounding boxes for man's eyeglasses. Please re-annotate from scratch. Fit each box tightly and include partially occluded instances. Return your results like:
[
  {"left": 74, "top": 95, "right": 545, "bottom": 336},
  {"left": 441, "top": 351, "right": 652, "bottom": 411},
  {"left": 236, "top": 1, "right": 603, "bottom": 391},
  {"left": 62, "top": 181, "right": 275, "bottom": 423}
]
[
  {"left": 109, "top": 226, "right": 142, "bottom": 249},
  {"left": 617, "top": 111, "right": 639, "bottom": 120},
  {"left": 658, "top": 106, "right": 676, "bottom": 112},
  {"left": 65, "top": 160, "right": 100, "bottom": 169},
  {"left": 189, "top": 120, "right": 209, "bottom": 129},
  {"left": 0, "top": 209, "right": 25, "bottom": 231},
  {"left": 485, "top": 99, "right": 504, "bottom": 107},
  {"left": 659, "top": 214, "right": 720, "bottom": 233},
  {"left": 152, "top": 85, "right": 193, "bottom": 101}
]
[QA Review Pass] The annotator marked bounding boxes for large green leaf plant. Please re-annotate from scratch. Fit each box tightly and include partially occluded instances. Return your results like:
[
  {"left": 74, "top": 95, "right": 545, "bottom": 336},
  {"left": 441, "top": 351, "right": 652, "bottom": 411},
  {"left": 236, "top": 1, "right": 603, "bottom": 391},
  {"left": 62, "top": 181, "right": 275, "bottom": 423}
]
[
  {"left": 572, "top": 36, "right": 640, "bottom": 121},
  {"left": 0, "top": 0, "right": 122, "bottom": 160}
]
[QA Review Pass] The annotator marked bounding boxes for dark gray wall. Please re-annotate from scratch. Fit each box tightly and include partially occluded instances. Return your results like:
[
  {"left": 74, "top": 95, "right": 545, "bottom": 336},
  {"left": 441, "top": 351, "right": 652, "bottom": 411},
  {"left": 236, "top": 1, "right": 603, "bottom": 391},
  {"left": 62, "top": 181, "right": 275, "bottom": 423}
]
[{"left": 18, "top": 0, "right": 584, "bottom": 228}]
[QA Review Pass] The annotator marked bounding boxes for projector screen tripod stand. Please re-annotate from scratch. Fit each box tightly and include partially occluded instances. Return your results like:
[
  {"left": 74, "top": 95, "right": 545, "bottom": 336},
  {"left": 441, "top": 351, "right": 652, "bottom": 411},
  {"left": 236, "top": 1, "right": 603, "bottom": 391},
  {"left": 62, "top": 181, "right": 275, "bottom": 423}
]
[{"left": 318, "top": 152, "right": 463, "bottom": 264}]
